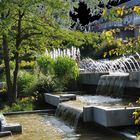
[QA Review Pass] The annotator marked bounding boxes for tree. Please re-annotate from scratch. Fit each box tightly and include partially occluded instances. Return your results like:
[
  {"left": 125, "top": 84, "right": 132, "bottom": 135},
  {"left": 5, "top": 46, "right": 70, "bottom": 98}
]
[{"left": 0, "top": 0, "right": 70, "bottom": 104}]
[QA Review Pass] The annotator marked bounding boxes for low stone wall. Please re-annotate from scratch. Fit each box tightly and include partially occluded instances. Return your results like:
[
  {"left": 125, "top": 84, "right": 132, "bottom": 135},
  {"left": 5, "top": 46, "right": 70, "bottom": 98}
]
[
  {"left": 0, "top": 114, "right": 22, "bottom": 136},
  {"left": 83, "top": 106, "right": 139, "bottom": 127},
  {"left": 79, "top": 72, "right": 140, "bottom": 88},
  {"left": 79, "top": 72, "right": 108, "bottom": 85}
]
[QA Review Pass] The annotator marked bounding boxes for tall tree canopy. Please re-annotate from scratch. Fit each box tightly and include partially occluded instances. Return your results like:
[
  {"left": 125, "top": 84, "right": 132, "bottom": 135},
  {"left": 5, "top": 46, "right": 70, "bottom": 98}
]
[{"left": 0, "top": 0, "right": 70, "bottom": 104}]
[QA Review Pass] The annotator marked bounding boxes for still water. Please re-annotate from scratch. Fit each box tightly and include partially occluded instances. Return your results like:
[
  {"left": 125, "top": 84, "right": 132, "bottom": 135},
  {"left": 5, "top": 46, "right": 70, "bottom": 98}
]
[{"left": 4, "top": 113, "right": 130, "bottom": 140}]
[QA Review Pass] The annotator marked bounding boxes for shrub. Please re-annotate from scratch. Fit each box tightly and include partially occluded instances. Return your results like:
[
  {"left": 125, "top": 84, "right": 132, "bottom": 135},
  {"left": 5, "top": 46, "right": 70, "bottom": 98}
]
[
  {"left": 36, "top": 55, "right": 79, "bottom": 91},
  {"left": 30, "top": 74, "right": 56, "bottom": 94},
  {"left": 19, "top": 60, "right": 35, "bottom": 69},
  {"left": 53, "top": 56, "right": 79, "bottom": 82},
  {"left": 27, "top": 74, "right": 57, "bottom": 103},
  {"left": 17, "top": 71, "right": 37, "bottom": 97},
  {"left": 2, "top": 97, "right": 34, "bottom": 112},
  {"left": 37, "top": 55, "right": 54, "bottom": 74}
]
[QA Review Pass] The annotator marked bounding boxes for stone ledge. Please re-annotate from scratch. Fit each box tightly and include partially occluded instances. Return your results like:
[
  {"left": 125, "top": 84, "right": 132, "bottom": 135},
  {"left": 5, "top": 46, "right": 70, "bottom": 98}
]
[
  {"left": 0, "top": 131, "right": 12, "bottom": 137},
  {"left": 79, "top": 72, "right": 140, "bottom": 89},
  {"left": 83, "top": 106, "right": 140, "bottom": 127},
  {"left": 0, "top": 114, "right": 22, "bottom": 134},
  {"left": 44, "top": 93, "right": 76, "bottom": 107},
  {"left": 79, "top": 72, "right": 108, "bottom": 85},
  {"left": 2, "top": 123, "right": 22, "bottom": 133}
]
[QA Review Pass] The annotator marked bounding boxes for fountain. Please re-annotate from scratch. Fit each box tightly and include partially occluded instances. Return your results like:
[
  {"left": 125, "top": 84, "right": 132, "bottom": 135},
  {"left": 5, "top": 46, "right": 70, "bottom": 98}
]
[
  {"left": 80, "top": 53, "right": 140, "bottom": 97},
  {"left": 79, "top": 54, "right": 140, "bottom": 73},
  {"left": 44, "top": 52, "right": 140, "bottom": 139},
  {"left": 96, "top": 73, "right": 129, "bottom": 98},
  {"left": 45, "top": 46, "right": 80, "bottom": 61}
]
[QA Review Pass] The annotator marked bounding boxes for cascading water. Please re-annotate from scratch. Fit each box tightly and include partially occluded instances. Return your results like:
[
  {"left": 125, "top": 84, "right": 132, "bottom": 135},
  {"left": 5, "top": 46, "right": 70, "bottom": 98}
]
[
  {"left": 96, "top": 73, "right": 129, "bottom": 97},
  {"left": 55, "top": 103, "right": 83, "bottom": 128}
]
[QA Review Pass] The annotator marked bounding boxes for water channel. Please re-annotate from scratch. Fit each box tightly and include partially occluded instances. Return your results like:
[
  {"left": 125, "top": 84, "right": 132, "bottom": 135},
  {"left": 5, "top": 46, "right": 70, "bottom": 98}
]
[{"left": 4, "top": 113, "right": 131, "bottom": 140}]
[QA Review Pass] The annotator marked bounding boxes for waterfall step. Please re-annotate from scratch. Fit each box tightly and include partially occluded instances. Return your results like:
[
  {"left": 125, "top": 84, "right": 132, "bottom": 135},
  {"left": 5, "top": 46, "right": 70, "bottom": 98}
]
[
  {"left": 44, "top": 93, "right": 140, "bottom": 127},
  {"left": 79, "top": 72, "right": 140, "bottom": 89},
  {"left": 55, "top": 102, "right": 83, "bottom": 127},
  {"left": 44, "top": 93, "right": 76, "bottom": 107}
]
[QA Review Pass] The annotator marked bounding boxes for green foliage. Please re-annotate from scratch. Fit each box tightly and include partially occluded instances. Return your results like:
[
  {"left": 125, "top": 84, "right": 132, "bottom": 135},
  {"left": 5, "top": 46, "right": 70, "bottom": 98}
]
[
  {"left": 53, "top": 56, "right": 79, "bottom": 87},
  {"left": 0, "top": 0, "right": 72, "bottom": 103},
  {"left": 19, "top": 61, "right": 35, "bottom": 69},
  {"left": 26, "top": 74, "right": 57, "bottom": 103},
  {"left": 46, "top": 29, "right": 101, "bottom": 50},
  {"left": 17, "top": 70, "right": 57, "bottom": 104},
  {"left": 1, "top": 97, "right": 34, "bottom": 112},
  {"left": 36, "top": 55, "right": 79, "bottom": 91},
  {"left": 54, "top": 56, "right": 79, "bottom": 80},
  {"left": 10, "top": 61, "right": 15, "bottom": 70},
  {"left": 37, "top": 55, "right": 54, "bottom": 74},
  {"left": 28, "top": 74, "right": 57, "bottom": 94},
  {"left": 17, "top": 71, "right": 37, "bottom": 97}
]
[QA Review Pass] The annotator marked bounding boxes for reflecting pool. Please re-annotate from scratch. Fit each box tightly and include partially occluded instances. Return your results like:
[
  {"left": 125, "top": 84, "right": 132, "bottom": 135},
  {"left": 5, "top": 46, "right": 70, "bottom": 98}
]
[{"left": 4, "top": 113, "right": 130, "bottom": 140}]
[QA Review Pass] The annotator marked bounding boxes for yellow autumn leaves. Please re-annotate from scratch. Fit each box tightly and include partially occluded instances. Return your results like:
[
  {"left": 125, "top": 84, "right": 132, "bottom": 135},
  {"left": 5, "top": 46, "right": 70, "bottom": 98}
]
[
  {"left": 103, "top": 6, "right": 140, "bottom": 18},
  {"left": 117, "top": 6, "right": 125, "bottom": 16},
  {"left": 133, "top": 98, "right": 140, "bottom": 125},
  {"left": 133, "top": 6, "right": 140, "bottom": 14}
]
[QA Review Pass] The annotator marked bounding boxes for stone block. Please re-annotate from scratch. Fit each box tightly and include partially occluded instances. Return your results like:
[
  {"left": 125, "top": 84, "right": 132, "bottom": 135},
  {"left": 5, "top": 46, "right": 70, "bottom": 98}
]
[
  {"left": 0, "top": 114, "right": 7, "bottom": 126},
  {"left": 44, "top": 93, "right": 77, "bottom": 106},
  {"left": 79, "top": 73, "right": 108, "bottom": 85},
  {"left": 44, "top": 93, "right": 60, "bottom": 107},
  {"left": 93, "top": 106, "right": 139, "bottom": 127},
  {"left": 83, "top": 106, "right": 93, "bottom": 122},
  {"left": 60, "top": 94, "right": 76, "bottom": 101},
  {"left": 2, "top": 123, "right": 22, "bottom": 133},
  {"left": 0, "top": 131, "right": 12, "bottom": 137},
  {"left": 129, "top": 72, "right": 140, "bottom": 81},
  {"left": 83, "top": 106, "right": 140, "bottom": 127}
]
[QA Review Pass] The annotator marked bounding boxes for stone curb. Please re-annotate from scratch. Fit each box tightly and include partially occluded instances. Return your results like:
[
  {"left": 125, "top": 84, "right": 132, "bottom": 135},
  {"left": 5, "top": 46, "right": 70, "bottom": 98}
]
[{"left": 3, "top": 109, "right": 55, "bottom": 116}]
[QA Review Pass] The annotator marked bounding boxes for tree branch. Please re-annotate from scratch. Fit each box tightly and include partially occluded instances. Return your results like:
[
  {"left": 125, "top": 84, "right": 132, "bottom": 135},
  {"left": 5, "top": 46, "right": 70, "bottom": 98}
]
[{"left": 21, "top": 32, "right": 42, "bottom": 40}]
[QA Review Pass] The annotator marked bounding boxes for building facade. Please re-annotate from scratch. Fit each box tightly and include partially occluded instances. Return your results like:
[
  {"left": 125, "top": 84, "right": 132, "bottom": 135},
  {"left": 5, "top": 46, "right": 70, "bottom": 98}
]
[{"left": 91, "top": 0, "right": 140, "bottom": 39}]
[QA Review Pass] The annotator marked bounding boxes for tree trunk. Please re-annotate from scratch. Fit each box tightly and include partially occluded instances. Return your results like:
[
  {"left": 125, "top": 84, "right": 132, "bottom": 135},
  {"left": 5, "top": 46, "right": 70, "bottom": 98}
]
[
  {"left": 2, "top": 35, "right": 13, "bottom": 104},
  {"left": 12, "top": 10, "right": 23, "bottom": 100},
  {"left": 12, "top": 51, "right": 19, "bottom": 100}
]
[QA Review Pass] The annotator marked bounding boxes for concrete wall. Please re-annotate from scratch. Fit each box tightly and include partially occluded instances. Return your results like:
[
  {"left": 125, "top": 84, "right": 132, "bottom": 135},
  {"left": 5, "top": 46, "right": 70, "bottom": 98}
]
[
  {"left": 83, "top": 106, "right": 140, "bottom": 127},
  {"left": 79, "top": 72, "right": 140, "bottom": 89},
  {"left": 79, "top": 73, "right": 108, "bottom": 85}
]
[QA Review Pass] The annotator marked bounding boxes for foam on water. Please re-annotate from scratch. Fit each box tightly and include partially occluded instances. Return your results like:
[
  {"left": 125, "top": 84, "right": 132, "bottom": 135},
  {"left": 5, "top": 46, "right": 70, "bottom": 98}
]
[
  {"left": 77, "top": 95, "right": 122, "bottom": 104},
  {"left": 109, "top": 72, "right": 129, "bottom": 76}
]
